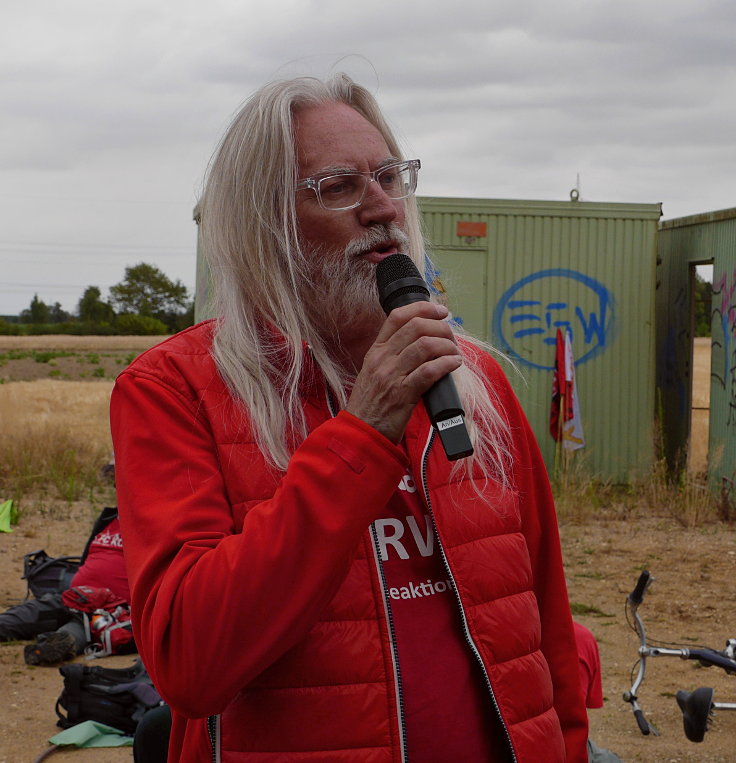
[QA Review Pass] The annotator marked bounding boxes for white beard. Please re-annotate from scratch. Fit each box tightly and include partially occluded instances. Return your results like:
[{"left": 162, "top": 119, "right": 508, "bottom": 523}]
[{"left": 302, "top": 223, "right": 410, "bottom": 346}]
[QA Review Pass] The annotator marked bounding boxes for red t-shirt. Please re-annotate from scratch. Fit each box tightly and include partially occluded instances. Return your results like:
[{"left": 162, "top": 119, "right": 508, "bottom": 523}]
[
  {"left": 70, "top": 517, "right": 129, "bottom": 602},
  {"left": 573, "top": 621, "right": 603, "bottom": 709},
  {"left": 372, "top": 467, "right": 510, "bottom": 761}
]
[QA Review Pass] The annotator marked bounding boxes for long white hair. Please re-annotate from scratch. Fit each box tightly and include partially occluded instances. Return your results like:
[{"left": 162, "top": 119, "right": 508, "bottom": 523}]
[{"left": 199, "top": 73, "right": 511, "bottom": 481}]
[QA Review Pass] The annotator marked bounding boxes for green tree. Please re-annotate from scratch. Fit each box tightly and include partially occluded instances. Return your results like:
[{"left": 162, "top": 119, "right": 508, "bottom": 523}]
[
  {"left": 20, "top": 294, "right": 50, "bottom": 324},
  {"left": 109, "top": 263, "right": 190, "bottom": 330},
  {"left": 78, "top": 286, "right": 115, "bottom": 324},
  {"left": 49, "top": 302, "right": 71, "bottom": 323},
  {"left": 693, "top": 273, "right": 712, "bottom": 337},
  {"left": 169, "top": 300, "right": 196, "bottom": 333}
]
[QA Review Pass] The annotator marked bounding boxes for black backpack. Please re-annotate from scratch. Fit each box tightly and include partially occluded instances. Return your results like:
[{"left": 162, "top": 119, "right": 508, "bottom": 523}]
[
  {"left": 22, "top": 550, "right": 81, "bottom": 599},
  {"left": 55, "top": 659, "right": 163, "bottom": 734}
]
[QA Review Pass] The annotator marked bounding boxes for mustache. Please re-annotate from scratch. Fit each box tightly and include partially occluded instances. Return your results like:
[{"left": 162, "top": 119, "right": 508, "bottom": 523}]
[{"left": 344, "top": 224, "right": 410, "bottom": 258}]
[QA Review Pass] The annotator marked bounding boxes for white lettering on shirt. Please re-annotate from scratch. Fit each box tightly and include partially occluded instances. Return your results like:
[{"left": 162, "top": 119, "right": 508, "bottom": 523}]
[
  {"left": 374, "top": 518, "right": 409, "bottom": 560},
  {"left": 91, "top": 530, "right": 123, "bottom": 549},
  {"left": 406, "top": 515, "right": 433, "bottom": 557},
  {"left": 374, "top": 513, "right": 434, "bottom": 561},
  {"left": 398, "top": 473, "right": 417, "bottom": 493},
  {"left": 388, "top": 578, "right": 452, "bottom": 599}
]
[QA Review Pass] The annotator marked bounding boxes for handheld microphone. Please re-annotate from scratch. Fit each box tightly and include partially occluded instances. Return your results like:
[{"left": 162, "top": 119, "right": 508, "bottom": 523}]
[{"left": 375, "top": 253, "right": 474, "bottom": 461}]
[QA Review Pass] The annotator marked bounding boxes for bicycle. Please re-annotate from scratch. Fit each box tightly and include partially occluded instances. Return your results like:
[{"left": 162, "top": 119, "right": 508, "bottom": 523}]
[{"left": 622, "top": 569, "right": 736, "bottom": 742}]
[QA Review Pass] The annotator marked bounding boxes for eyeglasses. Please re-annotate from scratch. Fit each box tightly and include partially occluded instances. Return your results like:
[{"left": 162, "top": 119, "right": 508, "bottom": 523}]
[{"left": 295, "top": 159, "right": 421, "bottom": 211}]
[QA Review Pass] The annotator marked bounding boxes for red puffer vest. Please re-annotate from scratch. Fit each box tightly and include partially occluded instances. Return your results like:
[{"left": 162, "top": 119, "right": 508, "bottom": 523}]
[{"left": 111, "top": 321, "right": 588, "bottom": 762}]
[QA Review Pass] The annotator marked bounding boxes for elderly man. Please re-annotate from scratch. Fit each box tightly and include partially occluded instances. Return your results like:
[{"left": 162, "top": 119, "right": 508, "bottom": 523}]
[{"left": 111, "top": 74, "right": 588, "bottom": 762}]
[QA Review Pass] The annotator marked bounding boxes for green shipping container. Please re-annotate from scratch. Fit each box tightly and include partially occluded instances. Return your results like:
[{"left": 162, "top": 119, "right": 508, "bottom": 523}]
[
  {"left": 421, "top": 196, "right": 662, "bottom": 482},
  {"left": 658, "top": 207, "right": 736, "bottom": 493}
]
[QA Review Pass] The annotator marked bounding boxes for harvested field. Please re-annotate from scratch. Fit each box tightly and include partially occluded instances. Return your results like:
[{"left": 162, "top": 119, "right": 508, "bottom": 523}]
[
  {"left": 0, "top": 334, "right": 167, "bottom": 384},
  {"left": 0, "top": 336, "right": 167, "bottom": 351}
]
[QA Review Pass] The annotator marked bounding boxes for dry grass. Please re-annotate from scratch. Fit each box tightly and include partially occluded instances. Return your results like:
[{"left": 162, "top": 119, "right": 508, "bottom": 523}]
[
  {"left": 0, "top": 380, "right": 114, "bottom": 505},
  {"left": 0, "top": 334, "right": 165, "bottom": 351},
  {"left": 0, "top": 376, "right": 723, "bottom": 529},
  {"left": 552, "top": 454, "right": 721, "bottom": 529}
]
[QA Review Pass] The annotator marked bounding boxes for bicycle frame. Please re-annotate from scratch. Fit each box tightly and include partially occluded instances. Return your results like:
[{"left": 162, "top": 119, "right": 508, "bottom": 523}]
[{"left": 623, "top": 570, "right": 736, "bottom": 742}]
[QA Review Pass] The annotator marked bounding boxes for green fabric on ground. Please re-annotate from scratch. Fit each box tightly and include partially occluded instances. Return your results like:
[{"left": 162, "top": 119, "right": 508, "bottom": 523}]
[
  {"left": 48, "top": 720, "right": 133, "bottom": 747},
  {"left": 0, "top": 499, "right": 17, "bottom": 533}
]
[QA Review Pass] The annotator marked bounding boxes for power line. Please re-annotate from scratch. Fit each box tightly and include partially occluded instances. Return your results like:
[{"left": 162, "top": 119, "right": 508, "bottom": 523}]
[
  {"left": 0, "top": 240, "right": 193, "bottom": 252},
  {"left": 0, "top": 192, "right": 191, "bottom": 207},
  {"left": 1, "top": 284, "right": 89, "bottom": 291},
  {"left": 0, "top": 284, "right": 135, "bottom": 294}
]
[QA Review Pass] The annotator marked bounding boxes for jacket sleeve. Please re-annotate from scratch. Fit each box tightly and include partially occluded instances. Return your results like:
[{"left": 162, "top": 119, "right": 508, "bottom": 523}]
[
  {"left": 486, "top": 359, "right": 590, "bottom": 762},
  {"left": 110, "top": 370, "right": 407, "bottom": 718}
]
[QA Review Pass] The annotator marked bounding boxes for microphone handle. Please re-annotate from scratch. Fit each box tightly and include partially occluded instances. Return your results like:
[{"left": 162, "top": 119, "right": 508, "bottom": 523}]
[
  {"left": 423, "top": 376, "right": 474, "bottom": 461},
  {"left": 376, "top": 257, "right": 473, "bottom": 460},
  {"left": 389, "top": 299, "right": 473, "bottom": 461}
]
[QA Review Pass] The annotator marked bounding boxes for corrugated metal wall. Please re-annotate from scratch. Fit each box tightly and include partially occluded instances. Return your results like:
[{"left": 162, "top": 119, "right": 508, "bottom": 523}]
[
  {"left": 658, "top": 208, "right": 736, "bottom": 493},
  {"left": 421, "top": 197, "right": 662, "bottom": 482}
]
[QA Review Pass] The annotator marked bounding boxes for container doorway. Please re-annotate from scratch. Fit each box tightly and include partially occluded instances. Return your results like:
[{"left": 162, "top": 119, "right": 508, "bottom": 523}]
[{"left": 689, "top": 262, "right": 712, "bottom": 475}]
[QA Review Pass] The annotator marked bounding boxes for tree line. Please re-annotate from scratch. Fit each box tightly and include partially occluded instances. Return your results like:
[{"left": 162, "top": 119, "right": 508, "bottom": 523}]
[{"left": 1, "top": 263, "right": 195, "bottom": 336}]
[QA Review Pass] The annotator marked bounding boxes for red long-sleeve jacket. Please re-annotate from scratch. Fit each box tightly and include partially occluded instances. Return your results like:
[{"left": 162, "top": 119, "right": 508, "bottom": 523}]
[{"left": 110, "top": 321, "right": 588, "bottom": 762}]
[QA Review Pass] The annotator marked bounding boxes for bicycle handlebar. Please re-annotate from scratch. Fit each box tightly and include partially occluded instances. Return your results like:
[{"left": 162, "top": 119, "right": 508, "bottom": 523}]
[
  {"left": 624, "top": 570, "right": 736, "bottom": 740},
  {"left": 689, "top": 648, "right": 736, "bottom": 673},
  {"left": 633, "top": 708, "right": 651, "bottom": 735},
  {"left": 629, "top": 569, "right": 651, "bottom": 606}
]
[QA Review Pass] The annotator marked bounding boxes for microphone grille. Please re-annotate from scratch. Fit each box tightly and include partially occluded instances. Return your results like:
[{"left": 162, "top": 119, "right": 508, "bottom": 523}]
[{"left": 375, "top": 253, "right": 422, "bottom": 292}]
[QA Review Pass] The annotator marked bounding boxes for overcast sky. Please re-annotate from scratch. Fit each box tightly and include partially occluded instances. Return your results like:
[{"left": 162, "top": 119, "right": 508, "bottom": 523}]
[{"left": 2, "top": 0, "right": 733, "bottom": 316}]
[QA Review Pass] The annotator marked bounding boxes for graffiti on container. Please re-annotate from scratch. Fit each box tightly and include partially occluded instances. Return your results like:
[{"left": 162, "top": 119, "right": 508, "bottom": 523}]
[
  {"left": 711, "top": 269, "right": 736, "bottom": 425},
  {"left": 492, "top": 269, "right": 615, "bottom": 370}
]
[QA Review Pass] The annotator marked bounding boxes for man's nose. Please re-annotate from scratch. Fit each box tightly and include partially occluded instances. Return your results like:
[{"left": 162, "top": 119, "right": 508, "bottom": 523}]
[{"left": 357, "top": 180, "right": 398, "bottom": 227}]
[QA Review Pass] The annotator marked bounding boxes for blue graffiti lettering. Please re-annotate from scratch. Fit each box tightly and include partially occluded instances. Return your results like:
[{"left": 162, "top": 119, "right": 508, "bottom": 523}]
[
  {"left": 575, "top": 304, "right": 608, "bottom": 347},
  {"left": 510, "top": 314, "right": 542, "bottom": 323},
  {"left": 492, "top": 269, "right": 615, "bottom": 370}
]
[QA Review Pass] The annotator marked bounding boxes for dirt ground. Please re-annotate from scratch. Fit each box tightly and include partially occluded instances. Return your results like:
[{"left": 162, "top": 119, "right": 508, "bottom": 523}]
[{"left": 1, "top": 336, "right": 732, "bottom": 763}]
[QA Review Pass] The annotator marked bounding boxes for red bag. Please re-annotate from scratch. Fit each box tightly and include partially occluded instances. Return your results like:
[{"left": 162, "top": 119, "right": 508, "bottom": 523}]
[
  {"left": 61, "top": 586, "right": 136, "bottom": 658},
  {"left": 62, "top": 585, "right": 126, "bottom": 613}
]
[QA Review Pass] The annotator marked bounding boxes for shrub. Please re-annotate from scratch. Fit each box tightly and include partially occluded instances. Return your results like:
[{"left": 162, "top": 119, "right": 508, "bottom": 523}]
[
  {"left": 69, "top": 321, "right": 117, "bottom": 336},
  {"left": 26, "top": 321, "right": 118, "bottom": 335},
  {"left": 115, "top": 314, "right": 169, "bottom": 336},
  {"left": 0, "top": 318, "right": 21, "bottom": 335}
]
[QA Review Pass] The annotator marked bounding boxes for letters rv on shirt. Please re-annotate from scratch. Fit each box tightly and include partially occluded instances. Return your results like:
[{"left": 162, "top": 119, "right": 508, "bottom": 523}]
[{"left": 372, "top": 467, "right": 510, "bottom": 761}]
